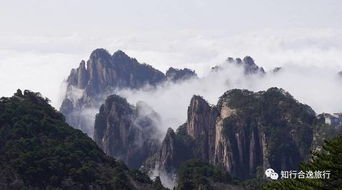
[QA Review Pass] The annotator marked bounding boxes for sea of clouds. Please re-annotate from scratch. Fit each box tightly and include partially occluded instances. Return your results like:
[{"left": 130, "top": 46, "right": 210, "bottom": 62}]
[
  {"left": 1, "top": 28, "right": 342, "bottom": 130},
  {"left": 1, "top": 27, "right": 342, "bottom": 189}
]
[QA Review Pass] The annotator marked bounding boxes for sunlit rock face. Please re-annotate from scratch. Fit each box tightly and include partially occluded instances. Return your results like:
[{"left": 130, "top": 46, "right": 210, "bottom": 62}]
[{"left": 145, "top": 88, "right": 316, "bottom": 180}]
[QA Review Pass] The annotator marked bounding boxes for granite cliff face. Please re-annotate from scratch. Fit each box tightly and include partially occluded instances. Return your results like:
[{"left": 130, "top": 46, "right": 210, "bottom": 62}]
[
  {"left": 67, "top": 49, "right": 166, "bottom": 95},
  {"left": 60, "top": 49, "right": 197, "bottom": 136},
  {"left": 93, "top": 95, "right": 162, "bottom": 169},
  {"left": 60, "top": 49, "right": 166, "bottom": 135},
  {"left": 145, "top": 88, "right": 316, "bottom": 180}
]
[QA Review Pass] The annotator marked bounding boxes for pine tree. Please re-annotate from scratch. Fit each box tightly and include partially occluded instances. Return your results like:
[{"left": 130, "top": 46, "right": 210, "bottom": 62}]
[{"left": 264, "top": 135, "right": 342, "bottom": 189}]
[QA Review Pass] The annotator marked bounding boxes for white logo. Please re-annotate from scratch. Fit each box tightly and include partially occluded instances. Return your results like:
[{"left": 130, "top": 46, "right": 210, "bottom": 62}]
[{"left": 265, "top": 168, "right": 279, "bottom": 180}]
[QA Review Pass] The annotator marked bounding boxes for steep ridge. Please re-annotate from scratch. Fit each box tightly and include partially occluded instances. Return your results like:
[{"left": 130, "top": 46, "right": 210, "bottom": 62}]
[
  {"left": 0, "top": 90, "right": 165, "bottom": 190},
  {"left": 145, "top": 87, "right": 317, "bottom": 180},
  {"left": 60, "top": 49, "right": 165, "bottom": 135},
  {"left": 94, "top": 95, "right": 162, "bottom": 169},
  {"left": 66, "top": 49, "right": 165, "bottom": 96},
  {"left": 60, "top": 49, "right": 194, "bottom": 136}
]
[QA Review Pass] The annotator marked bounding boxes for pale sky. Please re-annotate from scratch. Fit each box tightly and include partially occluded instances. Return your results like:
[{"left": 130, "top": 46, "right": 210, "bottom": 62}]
[
  {"left": 1, "top": 0, "right": 342, "bottom": 36},
  {"left": 1, "top": 0, "right": 342, "bottom": 108}
]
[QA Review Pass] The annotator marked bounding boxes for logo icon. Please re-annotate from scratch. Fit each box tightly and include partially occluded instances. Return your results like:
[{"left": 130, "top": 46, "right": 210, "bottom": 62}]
[{"left": 265, "top": 168, "right": 279, "bottom": 180}]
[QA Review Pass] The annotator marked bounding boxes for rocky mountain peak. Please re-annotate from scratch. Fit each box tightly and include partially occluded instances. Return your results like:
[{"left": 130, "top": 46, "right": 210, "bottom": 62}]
[
  {"left": 112, "top": 49, "right": 128, "bottom": 57},
  {"left": 145, "top": 88, "right": 317, "bottom": 180},
  {"left": 186, "top": 95, "right": 214, "bottom": 139},
  {"left": 102, "top": 94, "right": 133, "bottom": 115},
  {"left": 94, "top": 94, "right": 162, "bottom": 169},
  {"left": 61, "top": 48, "right": 201, "bottom": 137},
  {"left": 272, "top": 67, "right": 282, "bottom": 73},
  {"left": 213, "top": 56, "right": 265, "bottom": 74},
  {"left": 242, "top": 56, "right": 254, "bottom": 65},
  {"left": 79, "top": 60, "right": 86, "bottom": 69},
  {"left": 166, "top": 127, "right": 176, "bottom": 137},
  {"left": 241, "top": 56, "right": 265, "bottom": 74},
  {"left": 166, "top": 67, "right": 198, "bottom": 82},
  {"left": 60, "top": 49, "right": 167, "bottom": 135},
  {"left": 112, "top": 49, "right": 135, "bottom": 64},
  {"left": 89, "top": 48, "right": 112, "bottom": 62}
]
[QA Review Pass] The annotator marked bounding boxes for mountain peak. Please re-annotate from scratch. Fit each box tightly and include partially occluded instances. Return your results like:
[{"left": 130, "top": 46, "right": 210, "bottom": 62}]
[
  {"left": 146, "top": 87, "right": 317, "bottom": 180},
  {"left": 166, "top": 67, "right": 197, "bottom": 81},
  {"left": 165, "top": 127, "right": 176, "bottom": 138},
  {"left": 113, "top": 49, "right": 128, "bottom": 57},
  {"left": 189, "top": 95, "right": 208, "bottom": 108},
  {"left": 79, "top": 60, "right": 86, "bottom": 68},
  {"left": 94, "top": 94, "right": 161, "bottom": 169},
  {"left": 243, "top": 56, "right": 255, "bottom": 65},
  {"left": 112, "top": 49, "right": 134, "bottom": 63},
  {"left": 89, "top": 48, "right": 111, "bottom": 60},
  {"left": 215, "top": 56, "right": 265, "bottom": 74}
]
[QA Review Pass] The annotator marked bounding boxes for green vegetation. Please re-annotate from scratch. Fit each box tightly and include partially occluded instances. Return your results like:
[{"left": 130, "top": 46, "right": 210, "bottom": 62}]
[
  {"left": 220, "top": 88, "right": 316, "bottom": 174},
  {"left": 176, "top": 159, "right": 234, "bottom": 190},
  {"left": 264, "top": 134, "right": 342, "bottom": 190},
  {"left": 0, "top": 90, "right": 162, "bottom": 189},
  {"left": 312, "top": 115, "right": 342, "bottom": 152}
]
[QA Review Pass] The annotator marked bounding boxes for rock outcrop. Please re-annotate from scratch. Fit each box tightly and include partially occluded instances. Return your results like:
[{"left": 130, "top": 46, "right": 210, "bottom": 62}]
[
  {"left": 312, "top": 113, "right": 342, "bottom": 152},
  {"left": 212, "top": 56, "right": 265, "bottom": 74},
  {"left": 272, "top": 67, "right": 282, "bottom": 73},
  {"left": 94, "top": 95, "right": 162, "bottom": 169},
  {"left": 60, "top": 49, "right": 166, "bottom": 135},
  {"left": 165, "top": 67, "right": 197, "bottom": 82},
  {"left": 67, "top": 49, "right": 166, "bottom": 95},
  {"left": 60, "top": 49, "right": 198, "bottom": 136},
  {"left": 145, "top": 88, "right": 316, "bottom": 180}
]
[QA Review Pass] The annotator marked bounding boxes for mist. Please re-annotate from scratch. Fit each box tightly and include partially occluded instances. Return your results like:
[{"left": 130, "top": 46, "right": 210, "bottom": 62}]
[
  {"left": 116, "top": 61, "right": 342, "bottom": 133},
  {"left": 2, "top": 28, "right": 342, "bottom": 110}
]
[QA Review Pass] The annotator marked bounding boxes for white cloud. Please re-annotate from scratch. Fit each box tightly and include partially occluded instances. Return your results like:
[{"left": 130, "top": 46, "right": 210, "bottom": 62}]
[
  {"left": 0, "top": 49, "right": 82, "bottom": 108},
  {"left": 116, "top": 61, "right": 342, "bottom": 132},
  {"left": 1, "top": 28, "right": 342, "bottom": 113}
]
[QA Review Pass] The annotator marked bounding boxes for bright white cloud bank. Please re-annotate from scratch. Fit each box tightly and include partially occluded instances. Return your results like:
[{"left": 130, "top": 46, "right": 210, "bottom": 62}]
[
  {"left": 0, "top": 28, "right": 342, "bottom": 116},
  {"left": 117, "top": 62, "right": 342, "bottom": 133}
]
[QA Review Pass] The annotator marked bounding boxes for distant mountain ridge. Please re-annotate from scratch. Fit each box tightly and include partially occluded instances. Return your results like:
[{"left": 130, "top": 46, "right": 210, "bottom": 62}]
[
  {"left": 166, "top": 67, "right": 197, "bottom": 82},
  {"left": 60, "top": 49, "right": 197, "bottom": 135},
  {"left": 212, "top": 56, "right": 265, "bottom": 75}
]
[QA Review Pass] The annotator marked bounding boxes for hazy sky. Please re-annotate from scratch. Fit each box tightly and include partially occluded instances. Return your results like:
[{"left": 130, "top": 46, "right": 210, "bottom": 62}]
[
  {"left": 1, "top": 0, "right": 342, "bottom": 35},
  {"left": 1, "top": 0, "right": 342, "bottom": 108}
]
